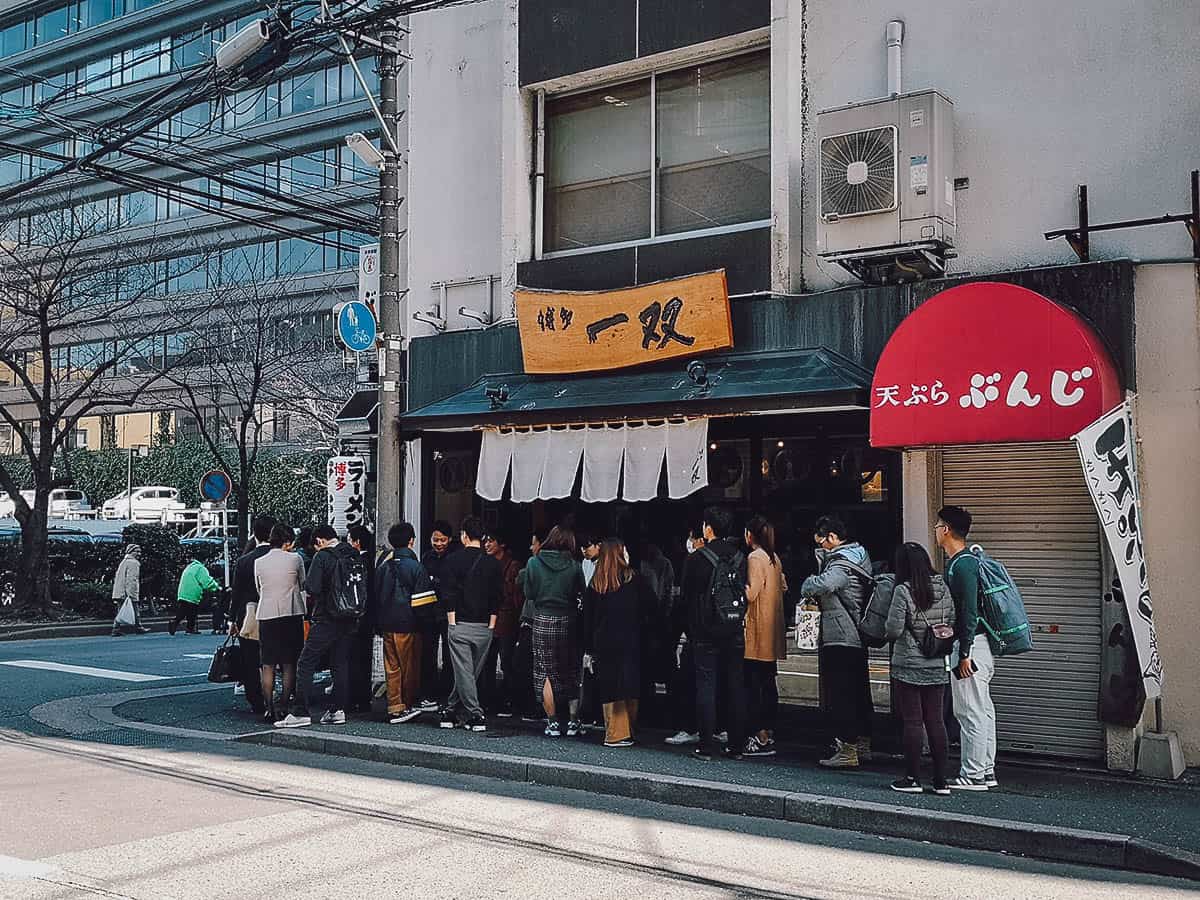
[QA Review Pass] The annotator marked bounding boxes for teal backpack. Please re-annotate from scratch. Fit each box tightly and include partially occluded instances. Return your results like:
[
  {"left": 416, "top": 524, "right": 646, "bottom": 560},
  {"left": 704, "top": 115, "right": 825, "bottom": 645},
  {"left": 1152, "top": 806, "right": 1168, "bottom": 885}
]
[{"left": 949, "top": 545, "right": 1034, "bottom": 657}]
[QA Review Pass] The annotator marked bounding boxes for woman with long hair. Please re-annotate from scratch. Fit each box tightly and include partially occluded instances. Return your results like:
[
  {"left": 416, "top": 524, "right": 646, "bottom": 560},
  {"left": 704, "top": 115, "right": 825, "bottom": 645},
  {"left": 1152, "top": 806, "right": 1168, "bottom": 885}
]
[
  {"left": 742, "top": 515, "right": 788, "bottom": 757},
  {"left": 254, "top": 524, "right": 307, "bottom": 722},
  {"left": 583, "top": 538, "right": 654, "bottom": 748},
  {"left": 519, "top": 525, "right": 586, "bottom": 737},
  {"left": 885, "top": 541, "right": 957, "bottom": 795}
]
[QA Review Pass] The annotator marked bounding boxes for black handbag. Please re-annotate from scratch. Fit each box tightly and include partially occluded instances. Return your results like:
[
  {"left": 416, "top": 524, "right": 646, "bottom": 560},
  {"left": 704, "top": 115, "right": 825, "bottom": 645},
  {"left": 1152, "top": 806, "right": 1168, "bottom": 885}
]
[
  {"left": 906, "top": 609, "right": 956, "bottom": 659},
  {"left": 207, "top": 635, "right": 243, "bottom": 683}
]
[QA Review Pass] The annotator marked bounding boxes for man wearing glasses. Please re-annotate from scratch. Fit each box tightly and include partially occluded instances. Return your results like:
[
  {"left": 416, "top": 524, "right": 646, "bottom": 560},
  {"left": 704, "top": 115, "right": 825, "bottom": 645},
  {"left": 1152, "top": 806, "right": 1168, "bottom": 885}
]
[{"left": 934, "top": 506, "right": 998, "bottom": 792}]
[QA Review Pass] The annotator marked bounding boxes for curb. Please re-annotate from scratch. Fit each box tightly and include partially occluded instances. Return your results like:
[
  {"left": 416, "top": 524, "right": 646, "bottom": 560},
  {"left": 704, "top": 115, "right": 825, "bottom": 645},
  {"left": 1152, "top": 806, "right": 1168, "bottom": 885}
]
[
  {"left": 240, "top": 729, "right": 1200, "bottom": 882},
  {"left": 0, "top": 617, "right": 182, "bottom": 641}
]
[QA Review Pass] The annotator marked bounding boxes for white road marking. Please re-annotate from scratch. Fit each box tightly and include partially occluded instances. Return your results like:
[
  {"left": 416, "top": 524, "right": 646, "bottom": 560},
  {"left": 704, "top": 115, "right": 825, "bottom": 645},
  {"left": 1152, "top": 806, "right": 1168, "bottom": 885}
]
[
  {"left": 0, "top": 854, "right": 58, "bottom": 880},
  {"left": 182, "top": 653, "right": 213, "bottom": 659},
  {"left": 0, "top": 659, "right": 166, "bottom": 682}
]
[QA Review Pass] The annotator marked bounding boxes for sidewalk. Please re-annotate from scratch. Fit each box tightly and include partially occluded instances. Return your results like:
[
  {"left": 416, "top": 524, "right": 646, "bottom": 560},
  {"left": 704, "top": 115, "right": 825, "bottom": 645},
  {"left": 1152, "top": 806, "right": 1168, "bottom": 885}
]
[
  {"left": 0, "top": 615, "right": 181, "bottom": 641},
  {"left": 112, "top": 684, "right": 1200, "bottom": 880}
]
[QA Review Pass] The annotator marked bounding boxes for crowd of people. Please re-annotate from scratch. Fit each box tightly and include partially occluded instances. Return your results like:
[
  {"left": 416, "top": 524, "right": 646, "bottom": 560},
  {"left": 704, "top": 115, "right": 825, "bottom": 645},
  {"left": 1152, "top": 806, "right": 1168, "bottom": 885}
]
[{"left": 118, "top": 501, "right": 1000, "bottom": 798}]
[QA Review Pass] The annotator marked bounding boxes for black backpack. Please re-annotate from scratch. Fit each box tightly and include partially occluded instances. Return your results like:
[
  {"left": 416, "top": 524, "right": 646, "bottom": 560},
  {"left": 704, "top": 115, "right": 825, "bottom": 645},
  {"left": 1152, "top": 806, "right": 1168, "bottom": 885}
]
[
  {"left": 696, "top": 546, "right": 747, "bottom": 638},
  {"left": 331, "top": 551, "right": 368, "bottom": 620}
]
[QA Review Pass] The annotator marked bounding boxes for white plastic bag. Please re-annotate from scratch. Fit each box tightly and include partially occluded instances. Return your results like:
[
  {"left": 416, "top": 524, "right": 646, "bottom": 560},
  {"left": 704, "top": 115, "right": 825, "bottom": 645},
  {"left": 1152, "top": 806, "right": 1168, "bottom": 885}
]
[
  {"left": 795, "top": 608, "right": 820, "bottom": 651},
  {"left": 371, "top": 634, "right": 385, "bottom": 684},
  {"left": 115, "top": 596, "right": 137, "bottom": 629}
]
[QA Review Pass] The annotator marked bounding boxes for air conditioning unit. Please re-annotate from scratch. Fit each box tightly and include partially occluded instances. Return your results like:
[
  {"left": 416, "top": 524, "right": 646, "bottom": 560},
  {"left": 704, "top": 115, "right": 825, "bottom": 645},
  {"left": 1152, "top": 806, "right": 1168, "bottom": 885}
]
[{"left": 817, "top": 89, "right": 956, "bottom": 283}]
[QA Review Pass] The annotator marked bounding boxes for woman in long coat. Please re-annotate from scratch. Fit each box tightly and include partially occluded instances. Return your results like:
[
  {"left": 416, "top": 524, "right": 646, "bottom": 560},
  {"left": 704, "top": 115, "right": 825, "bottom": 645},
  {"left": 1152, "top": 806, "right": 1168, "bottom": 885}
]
[{"left": 582, "top": 538, "right": 655, "bottom": 748}]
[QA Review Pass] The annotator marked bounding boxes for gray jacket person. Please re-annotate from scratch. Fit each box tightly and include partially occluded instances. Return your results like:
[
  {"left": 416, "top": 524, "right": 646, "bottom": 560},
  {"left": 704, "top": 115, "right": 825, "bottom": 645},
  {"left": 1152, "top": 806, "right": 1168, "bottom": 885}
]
[{"left": 111, "top": 544, "right": 148, "bottom": 635}]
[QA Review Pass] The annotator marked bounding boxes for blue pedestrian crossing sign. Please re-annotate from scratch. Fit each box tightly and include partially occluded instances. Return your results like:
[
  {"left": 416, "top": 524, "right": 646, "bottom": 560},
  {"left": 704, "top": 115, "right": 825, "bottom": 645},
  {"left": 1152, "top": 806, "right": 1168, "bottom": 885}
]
[
  {"left": 199, "top": 470, "right": 232, "bottom": 504},
  {"left": 335, "top": 300, "right": 378, "bottom": 354}
]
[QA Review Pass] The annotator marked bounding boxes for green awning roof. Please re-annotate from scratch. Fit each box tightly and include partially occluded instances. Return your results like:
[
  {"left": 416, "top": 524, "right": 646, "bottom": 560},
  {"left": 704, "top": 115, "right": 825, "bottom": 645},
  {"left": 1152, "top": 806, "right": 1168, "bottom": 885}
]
[{"left": 400, "top": 348, "right": 871, "bottom": 432}]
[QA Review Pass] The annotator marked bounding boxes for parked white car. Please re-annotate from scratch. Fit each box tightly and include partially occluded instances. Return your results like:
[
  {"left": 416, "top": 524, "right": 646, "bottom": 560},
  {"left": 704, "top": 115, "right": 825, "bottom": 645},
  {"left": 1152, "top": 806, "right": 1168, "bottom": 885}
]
[
  {"left": 101, "top": 486, "right": 186, "bottom": 522},
  {"left": 0, "top": 489, "right": 93, "bottom": 519}
]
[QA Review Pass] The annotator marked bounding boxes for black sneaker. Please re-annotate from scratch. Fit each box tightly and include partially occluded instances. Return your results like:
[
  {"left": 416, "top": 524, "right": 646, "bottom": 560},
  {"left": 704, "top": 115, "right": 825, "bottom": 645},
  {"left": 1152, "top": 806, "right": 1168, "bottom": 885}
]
[
  {"left": 467, "top": 714, "right": 487, "bottom": 733},
  {"left": 721, "top": 747, "right": 744, "bottom": 761},
  {"left": 692, "top": 747, "right": 713, "bottom": 761},
  {"left": 438, "top": 708, "right": 458, "bottom": 729},
  {"left": 929, "top": 781, "right": 951, "bottom": 796},
  {"left": 891, "top": 776, "right": 923, "bottom": 794}
]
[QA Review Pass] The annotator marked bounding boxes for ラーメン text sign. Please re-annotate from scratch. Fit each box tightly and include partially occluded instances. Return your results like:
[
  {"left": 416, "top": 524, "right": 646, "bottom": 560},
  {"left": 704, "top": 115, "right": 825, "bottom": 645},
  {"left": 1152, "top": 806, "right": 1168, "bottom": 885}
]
[{"left": 514, "top": 270, "right": 732, "bottom": 374}]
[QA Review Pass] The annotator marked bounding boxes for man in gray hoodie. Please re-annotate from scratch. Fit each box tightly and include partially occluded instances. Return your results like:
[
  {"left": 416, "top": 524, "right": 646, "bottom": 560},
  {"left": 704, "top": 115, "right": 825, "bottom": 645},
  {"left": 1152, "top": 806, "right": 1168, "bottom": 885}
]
[{"left": 801, "top": 516, "right": 874, "bottom": 769}]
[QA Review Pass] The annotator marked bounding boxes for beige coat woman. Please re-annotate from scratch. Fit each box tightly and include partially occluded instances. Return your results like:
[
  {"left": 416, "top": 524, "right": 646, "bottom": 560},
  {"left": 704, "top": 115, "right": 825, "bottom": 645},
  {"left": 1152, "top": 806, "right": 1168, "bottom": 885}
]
[{"left": 744, "top": 547, "right": 787, "bottom": 661}]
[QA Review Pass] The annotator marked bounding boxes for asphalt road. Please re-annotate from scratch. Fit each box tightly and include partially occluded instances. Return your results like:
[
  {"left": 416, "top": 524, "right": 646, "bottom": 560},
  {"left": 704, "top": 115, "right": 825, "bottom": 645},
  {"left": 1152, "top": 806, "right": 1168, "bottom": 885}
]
[{"left": 1, "top": 633, "right": 1197, "bottom": 899}]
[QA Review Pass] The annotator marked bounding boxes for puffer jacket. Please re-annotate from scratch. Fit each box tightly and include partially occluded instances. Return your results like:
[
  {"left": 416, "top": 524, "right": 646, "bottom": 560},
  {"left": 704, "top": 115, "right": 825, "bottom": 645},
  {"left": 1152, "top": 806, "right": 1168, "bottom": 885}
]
[
  {"left": 885, "top": 575, "right": 956, "bottom": 685},
  {"left": 800, "top": 542, "right": 871, "bottom": 649}
]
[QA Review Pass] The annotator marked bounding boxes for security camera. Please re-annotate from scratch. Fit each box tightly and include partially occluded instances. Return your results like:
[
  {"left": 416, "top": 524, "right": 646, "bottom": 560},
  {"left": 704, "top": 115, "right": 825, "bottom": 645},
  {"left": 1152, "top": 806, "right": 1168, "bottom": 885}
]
[
  {"left": 215, "top": 20, "right": 270, "bottom": 71},
  {"left": 345, "top": 132, "right": 384, "bottom": 172},
  {"left": 485, "top": 385, "right": 509, "bottom": 409},
  {"left": 687, "top": 359, "right": 708, "bottom": 386}
]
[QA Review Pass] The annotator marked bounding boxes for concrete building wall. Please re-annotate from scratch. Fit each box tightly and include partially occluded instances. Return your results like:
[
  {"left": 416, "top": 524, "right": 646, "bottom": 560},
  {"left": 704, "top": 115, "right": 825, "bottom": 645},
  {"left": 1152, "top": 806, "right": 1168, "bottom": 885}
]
[
  {"left": 407, "top": 0, "right": 507, "bottom": 340},
  {"left": 1133, "top": 263, "right": 1200, "bottom": 765},
  {"left": 798, "top": 0, "right": 1200, "bottom": 290}
]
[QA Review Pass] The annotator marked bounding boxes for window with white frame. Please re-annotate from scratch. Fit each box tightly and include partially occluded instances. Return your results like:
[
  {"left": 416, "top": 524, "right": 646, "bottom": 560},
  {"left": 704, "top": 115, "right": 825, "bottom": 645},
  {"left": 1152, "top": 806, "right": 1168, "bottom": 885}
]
[{"left": 543, "top": 49, "right": 770, "bottom": 255}]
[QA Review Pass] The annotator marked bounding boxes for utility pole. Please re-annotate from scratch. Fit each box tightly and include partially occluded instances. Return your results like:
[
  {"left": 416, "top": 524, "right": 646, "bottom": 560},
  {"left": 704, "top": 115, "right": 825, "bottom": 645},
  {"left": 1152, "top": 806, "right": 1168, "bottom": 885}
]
[{"left": 374, "top": 5, "right": 406, "bottom": 531}]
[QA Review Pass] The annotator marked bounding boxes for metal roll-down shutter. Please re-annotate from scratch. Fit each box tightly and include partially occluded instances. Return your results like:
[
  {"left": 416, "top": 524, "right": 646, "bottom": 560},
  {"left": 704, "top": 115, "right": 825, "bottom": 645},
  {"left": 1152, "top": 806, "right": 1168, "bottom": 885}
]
[{"left": 941, "top": 442, "right": 1104, "bottom": 759}]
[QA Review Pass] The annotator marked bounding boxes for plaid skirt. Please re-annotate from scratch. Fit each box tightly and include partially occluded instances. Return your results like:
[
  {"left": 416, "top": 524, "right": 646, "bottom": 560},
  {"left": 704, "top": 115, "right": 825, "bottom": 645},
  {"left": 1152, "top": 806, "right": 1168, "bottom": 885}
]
[{"left": 533, "top": 614, "right": 580, "bottom": 702}]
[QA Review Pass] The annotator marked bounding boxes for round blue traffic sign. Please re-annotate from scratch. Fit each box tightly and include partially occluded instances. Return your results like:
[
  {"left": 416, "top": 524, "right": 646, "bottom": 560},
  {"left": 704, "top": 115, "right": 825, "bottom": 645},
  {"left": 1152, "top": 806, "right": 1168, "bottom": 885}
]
[
  {"left": 335, "top": 300, "right": 378, "bottom": 353},
  {"left": 199, "top": 470, "right": 232, "bottom": 503}
]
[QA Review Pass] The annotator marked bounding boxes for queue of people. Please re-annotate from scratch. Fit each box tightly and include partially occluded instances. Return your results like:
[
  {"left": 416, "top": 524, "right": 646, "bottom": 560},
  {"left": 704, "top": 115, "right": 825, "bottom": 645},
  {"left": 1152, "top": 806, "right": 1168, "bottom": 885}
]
[{"left": 210, "top": 501, "right": 1001, "bottom": 798}]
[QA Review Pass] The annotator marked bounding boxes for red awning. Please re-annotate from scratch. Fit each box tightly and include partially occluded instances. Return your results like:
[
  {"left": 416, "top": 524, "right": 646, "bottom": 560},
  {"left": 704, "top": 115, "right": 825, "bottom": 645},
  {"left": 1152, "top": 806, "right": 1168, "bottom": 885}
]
[{"left": 870, "top": 282, "right": 1122, "bottom": 448}]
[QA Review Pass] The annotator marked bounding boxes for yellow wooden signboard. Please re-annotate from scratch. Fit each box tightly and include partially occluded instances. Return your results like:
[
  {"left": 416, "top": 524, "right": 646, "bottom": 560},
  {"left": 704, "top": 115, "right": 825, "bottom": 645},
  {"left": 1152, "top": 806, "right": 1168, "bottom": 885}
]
[{"left": 514, "top": 270, "right": 732, "bottom": 375}]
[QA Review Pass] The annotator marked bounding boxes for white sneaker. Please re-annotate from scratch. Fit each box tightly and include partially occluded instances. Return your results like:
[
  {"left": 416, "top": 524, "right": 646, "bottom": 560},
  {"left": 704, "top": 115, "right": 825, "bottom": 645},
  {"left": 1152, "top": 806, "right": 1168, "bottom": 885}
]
[
  {"left": 274, "top": 714, "right": 311, "bottom": 729},
  {"left": 389, "top": 708, "right": 422, "bottom": 724},
  {"left": 948, "top": 775, "right": 989, "bottom": 792},
  {"left": 233, "top": 684, "right": 245, "bottom": 696},
  {"left": 664, "top": 731, "right": 700, "bottom": 746},
  {"left": 319, "top": 709, "right": 346, "bottom": 725},
  {"left": 984, "top": 771, "right": 999, "bottom": 789}
]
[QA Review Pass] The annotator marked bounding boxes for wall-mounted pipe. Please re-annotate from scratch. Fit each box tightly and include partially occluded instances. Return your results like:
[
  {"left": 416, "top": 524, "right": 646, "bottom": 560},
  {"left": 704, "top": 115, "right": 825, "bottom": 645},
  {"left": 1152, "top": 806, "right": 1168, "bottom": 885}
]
[{"left": 887, "top": 20, "right": 904, "bottom": 96}]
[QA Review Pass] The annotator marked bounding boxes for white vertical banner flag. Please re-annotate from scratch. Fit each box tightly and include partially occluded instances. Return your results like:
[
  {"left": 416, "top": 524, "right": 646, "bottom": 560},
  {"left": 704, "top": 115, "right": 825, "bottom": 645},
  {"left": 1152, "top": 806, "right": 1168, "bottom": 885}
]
[
  {"left": 476, "top": 429, "right": 514, "bottom": 502},
  {"left": 665, "top": 418, "right": 709, "bottom": 499},
  {"left": 510, "top": 429, "right": 551, "bottom": 503},
  {"left": 1073, "top": 400, "right": 1163, "bottom": 699},
  {"left": 327, "top": 456, "right": 367, "bottom": 535}
]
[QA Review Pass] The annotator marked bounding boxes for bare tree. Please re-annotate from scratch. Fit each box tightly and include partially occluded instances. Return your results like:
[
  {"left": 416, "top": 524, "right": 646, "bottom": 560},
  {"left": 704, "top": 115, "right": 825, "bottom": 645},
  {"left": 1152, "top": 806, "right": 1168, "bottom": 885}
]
[
  {"left": 165, "top": 246, "right": 354, "bottom": 541},
  {"left": 0, "top": 199, "right": 204, "bottom": 612}
]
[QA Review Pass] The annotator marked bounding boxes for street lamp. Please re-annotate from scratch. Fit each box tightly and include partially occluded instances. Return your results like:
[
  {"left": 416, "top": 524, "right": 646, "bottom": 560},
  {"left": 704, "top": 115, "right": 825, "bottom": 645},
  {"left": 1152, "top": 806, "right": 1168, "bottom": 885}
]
[{"left": 345, "top": 132, "right": 385, "bottom": 172}]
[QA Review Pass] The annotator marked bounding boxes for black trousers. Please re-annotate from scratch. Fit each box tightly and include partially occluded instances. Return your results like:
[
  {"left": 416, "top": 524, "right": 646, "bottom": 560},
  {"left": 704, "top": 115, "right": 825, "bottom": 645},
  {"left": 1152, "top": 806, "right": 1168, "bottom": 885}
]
[
  {"left": 668, "top": 636, "right": 698, "bottom": 734},
  {"left": 349, "top": 627, "right": 374, "bottom": 712},
  {"left": 170, "top": 600, "right": 198, "bottom": 634},
  {"left": 693, "top": 638, "right": 746, "bottom": 755},
  {"left": 419, "top": 617, "right": 452, "bottom": 703},
  {"left": 293, "top": 620, "right": 356, "bottom": 717},
  {"left": 820, "top": 644, "right": 874, "bottom": 743},
  {"left": 481, "top": 633, "right": 517, "bottom": 710},
  {"left": 239, "top": 637, "right": 265, "bottom": 713},
  {"left": 511, "top": 626, "right": 539, "bottom": 716},
  {"left": 744, "top": 659, "right": 779, "bottom": 736},
  {"left": 894, "top": 680, "right": 949, "bottom": 783}
]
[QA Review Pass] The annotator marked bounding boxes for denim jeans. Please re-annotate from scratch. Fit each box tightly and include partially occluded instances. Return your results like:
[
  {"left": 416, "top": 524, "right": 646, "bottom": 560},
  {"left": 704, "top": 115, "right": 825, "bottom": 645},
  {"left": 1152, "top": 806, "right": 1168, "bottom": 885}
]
[{"left": 693, "top": 638, "right": 746, "bottom": 754}]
